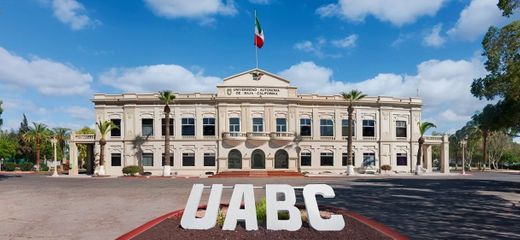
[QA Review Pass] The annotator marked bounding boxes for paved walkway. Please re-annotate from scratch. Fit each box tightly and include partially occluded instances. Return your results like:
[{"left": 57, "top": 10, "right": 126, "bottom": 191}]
[{"left": 0, "top": 172, "right": 519, "bottom": 239}]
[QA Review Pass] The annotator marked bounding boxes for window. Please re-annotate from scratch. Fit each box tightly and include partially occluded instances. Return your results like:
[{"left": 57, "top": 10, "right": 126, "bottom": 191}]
[
  {"left": 342, "top": 152, "right": 355, "bottom": 166},
  {"left": 141, "top": 119, "right": 154, "bottom": 136},
  {"left": 161, "top": 118, "right": 174, "bottom": 136},
  {"left": 204, "top": 152, "right": 216, "bottom": 166},
  {"left": 111, "top": 153, "right": 121, "bottom": 166},
  {"left": 110, "top": 119, "right": 121, "bottom": 137},
  {"left": 182, "top": 118, "right": 195, "bottom": 136},
  {"left": 142, "top": 153, "right": 153, "bottom": 166},
  {"left": 320, "top": 119, "right": 334, "bottom": 136},
  {"left": 300, "top": 118, "right": 312, "bottom": 136},
  {"left": 320, "top": 152, "right": 334, "bottom": 166},
  {"left": 252, "top": 118, "right": 264, "bottom": 132},
  {"left": 203, "top": 118, "right": 216, "bottom": 136},
  {"left": 229, "top": 118, "right": 240, "bottom": 132},
  {"left": 301, "top": 151, "right": 311, "bottom": 166},
  {"left": 162, "top": 153, "right": 174, "bottom": 166},
  {"left": 362, "top": 153, "right": 376, "bottom": 166},
  {"left": 397, "top": 153, "right": 407, "bottom": 166},
  {"left": 362, "top": 120, "right": 375, "bottom": 137},
  {"left": 183, "top": 152, "right": 195, "bottom": 166},
  {"left": 342, "top": 119, "right": 356, "bottom": 137},
  {"left": 276, "top": 118, "right": 287, "bottom": 132},
  {"left": 396, "top": 121, "right": 407, "bottom": 138}
]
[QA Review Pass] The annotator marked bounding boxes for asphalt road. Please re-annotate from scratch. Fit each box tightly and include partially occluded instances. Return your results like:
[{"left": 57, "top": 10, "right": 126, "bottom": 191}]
[{"left": 0, "top": 172, "right": 519, "bottom": 240}]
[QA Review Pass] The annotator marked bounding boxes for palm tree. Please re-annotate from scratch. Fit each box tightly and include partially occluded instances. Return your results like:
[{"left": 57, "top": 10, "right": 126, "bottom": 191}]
[
  {"left": 416, "top": 121, "right": 436, "bottom": 175},
  {"left": 341, "top": 90, "right": 366, "bottom": 175},
  {"left": 53, "top": 127, "right": 70, "bottom": 165},
  {"left": 96, "top": 120, "right": 118, "bottom": 176},
  {"left": 23, "top": 123, "right": 52, "bottom": 170},
  {"left": 159, "top": 91, "right": 176, "bottom": 176}
]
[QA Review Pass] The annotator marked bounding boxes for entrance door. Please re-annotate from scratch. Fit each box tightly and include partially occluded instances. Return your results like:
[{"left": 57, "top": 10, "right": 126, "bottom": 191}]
[
  {"left": 275, "top": 150, "right": 289, "bottom": 169},
  {"left": 251, "top": 149, "right": 265, "bottom": 169}
]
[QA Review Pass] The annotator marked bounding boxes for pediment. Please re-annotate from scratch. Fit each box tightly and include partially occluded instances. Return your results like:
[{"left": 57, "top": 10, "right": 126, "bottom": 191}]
[{"left": 218, "top": 68, "right": 291, "bottom": 87}]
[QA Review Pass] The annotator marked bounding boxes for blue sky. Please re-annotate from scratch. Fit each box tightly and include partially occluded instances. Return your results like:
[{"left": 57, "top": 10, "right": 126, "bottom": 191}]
[{"left": 0, "top": 0, "right": 516, "bottom": 133}]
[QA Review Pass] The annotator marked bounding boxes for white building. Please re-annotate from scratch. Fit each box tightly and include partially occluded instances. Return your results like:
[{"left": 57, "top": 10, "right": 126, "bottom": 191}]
[{"left": 69, "top": 68, "right": 449, "bottom": 176}]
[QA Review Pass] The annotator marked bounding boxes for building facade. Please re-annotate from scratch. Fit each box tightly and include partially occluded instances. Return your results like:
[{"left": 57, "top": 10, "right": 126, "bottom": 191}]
[{"left": 69, "top": 69, "right": 450, "bottom": 176}]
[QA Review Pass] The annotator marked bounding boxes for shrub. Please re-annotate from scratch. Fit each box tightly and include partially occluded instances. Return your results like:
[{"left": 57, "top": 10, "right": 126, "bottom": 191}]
[
  {"left": 39, "top": 163, "right": 49, "bottom": 171},
  {"left": 19, "top": 162, "right": 34, "bottom": 171},
  {"left": 3, "top": 162, "right": 16, "bottom": 171},
  {"left": 216, "top": 210, "right": 226, "bottom": 227},
  {"left": 381, "top": 165, "right": 392, "bottom": 172},
  {"left": 256, "top": 198, "right": 267, "bottom": 224},
  {"left": 122, "top": 165, "right": 143, "bottom": 176}
]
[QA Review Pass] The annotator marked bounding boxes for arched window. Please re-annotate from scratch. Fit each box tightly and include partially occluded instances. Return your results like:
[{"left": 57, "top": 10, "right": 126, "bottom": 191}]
[
  {"left": 251, "top": 149, "right": 265, "bottom": 169},
  {"left": 228, "top": 149, "right": 242, "bottom": 169},
  {"left": 275, "top": 150, "right": 289, "bottom": 169}
]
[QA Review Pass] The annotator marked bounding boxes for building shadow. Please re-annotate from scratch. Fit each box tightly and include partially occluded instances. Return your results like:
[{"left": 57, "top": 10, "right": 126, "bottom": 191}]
[{"left": 296, "top": 178, "right": 520, "bottom": 239}]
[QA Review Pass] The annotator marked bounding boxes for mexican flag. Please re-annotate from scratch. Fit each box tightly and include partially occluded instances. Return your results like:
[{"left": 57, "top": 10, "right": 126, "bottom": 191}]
[{"left": 254, "top": 15, "right": 264, "bottom": 48}]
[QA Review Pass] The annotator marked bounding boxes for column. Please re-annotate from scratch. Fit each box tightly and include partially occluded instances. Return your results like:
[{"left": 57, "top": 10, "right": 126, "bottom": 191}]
[
  {"left": 69, "top": 143, "right": 78, "bottom": 175},
  {"left": 424, "top": 145, "right": 432, "bottom": 172},
  {"left": 440, "top": 134, "right": 450, "bottom": 173}
]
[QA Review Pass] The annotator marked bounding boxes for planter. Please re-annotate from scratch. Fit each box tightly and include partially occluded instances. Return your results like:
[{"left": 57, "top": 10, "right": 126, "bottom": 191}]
[{"left": 117, "top": 205, "right": 408, "bottom": 240}]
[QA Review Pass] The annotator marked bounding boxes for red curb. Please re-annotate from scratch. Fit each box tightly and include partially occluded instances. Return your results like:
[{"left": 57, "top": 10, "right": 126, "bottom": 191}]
[
  {"left": 341, "top": 209, "right": 409, "bottom": 240},
  {"left": 117, "top": 204, "right": 408, "bottom": 240}
]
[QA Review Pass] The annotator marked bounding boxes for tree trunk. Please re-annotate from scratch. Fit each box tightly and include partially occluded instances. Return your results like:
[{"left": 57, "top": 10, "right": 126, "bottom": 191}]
[
  {"left": 99, "top": 138, "right": 106, "bottom": 167},
  {"left": 164, "top": 105, "right": 171, "bottom": 167},
  {"left": 482, "top": 131, "right": 488, "bottom": 171},
  {"left": 347, "top": 105, "right": 354, "bottom": 166},
  {"left": 417, "top": 137, "right": 424, "bottom": 166},
  {"left": 36, "top": 142, "right": 41, "bottom": 170}
]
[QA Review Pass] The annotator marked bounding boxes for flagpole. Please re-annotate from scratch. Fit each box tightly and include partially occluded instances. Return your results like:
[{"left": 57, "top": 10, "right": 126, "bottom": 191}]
[{"left": 255, "top": 9, "right": 259, "bottom": 69}]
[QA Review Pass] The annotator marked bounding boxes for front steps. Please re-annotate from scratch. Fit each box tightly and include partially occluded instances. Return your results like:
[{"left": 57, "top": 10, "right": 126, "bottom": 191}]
[{"left": 210, "top": 171, "right": 304, "bottom": 178}]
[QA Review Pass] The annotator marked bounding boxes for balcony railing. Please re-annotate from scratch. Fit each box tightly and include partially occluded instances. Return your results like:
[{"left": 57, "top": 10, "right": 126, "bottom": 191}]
[
  {"left": 320, "top": 136, "right": 335, "bottom": 141},
  {"left": 247, "top": 132, "right": 271, "bottom": 141},
  {"left": 222, "top": 132, "right": 247, "bottom": 141},
  {"left": 75, "top": 134, "right": 95, "bottom": 140},
  {"left": 362, "top": 136, "right": 377, "bottom": 141},
  {"left": 270, "top": 132, "right": 295, "bottom": 141}
]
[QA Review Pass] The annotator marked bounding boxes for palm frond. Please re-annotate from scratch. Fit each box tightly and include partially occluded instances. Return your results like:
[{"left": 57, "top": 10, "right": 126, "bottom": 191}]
[
  {"left": 341, "top": 90, "right": 367, "bottom": 103},
  {"left": 418, "top": 121, "right": 437, "bottom": 136},
  {"left": 159, "top": 90, "right": 176, "bottom": 105},
  {"left": 96, "top": 120, "right": 118, "bottom": 137}
]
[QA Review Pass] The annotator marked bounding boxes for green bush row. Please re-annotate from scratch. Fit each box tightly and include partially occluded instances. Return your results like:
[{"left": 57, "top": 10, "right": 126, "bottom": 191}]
[{"left": 122, "top": 165, "right": 143, "bottom": 176}]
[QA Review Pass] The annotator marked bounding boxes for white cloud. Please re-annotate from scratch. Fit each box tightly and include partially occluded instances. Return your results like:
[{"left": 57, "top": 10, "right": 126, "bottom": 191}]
[
  {"left": 423, "top": 24, "right": 446, "bottom": 47},
  {"left": 144, "top": 0, "right": 237, "bottom": 24},
  {"left": 0, "top": 47, "right": 93, "bottom": 95},
  {"left": 316, "top": 0, "right": 446, "bottom": 26},
  {"left": 56, "top": 106, "right": 93, "bottom": 121},
  {"left": 332, "top": 34, "right": 358, "bottom": 48},
  {"left": 279, "top": 57, "right": 489, "bottom": 132},
  {"left": 99, "top": 64, "right": 221, "bottom": 93},
  {"left": 51, "top": 0, "right": 98, "bottom": 30},
  {"left": 447, "top": 0, "right": 506, "bottom": 41}
]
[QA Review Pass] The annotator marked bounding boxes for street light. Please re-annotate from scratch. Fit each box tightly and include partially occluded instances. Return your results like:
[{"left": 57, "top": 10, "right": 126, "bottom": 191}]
[
  {"left": 460, "top": 135, "right": 468, "bottom": 175},
  {"left": 51, "top": 137, "right": 58, "bottom": 177}
]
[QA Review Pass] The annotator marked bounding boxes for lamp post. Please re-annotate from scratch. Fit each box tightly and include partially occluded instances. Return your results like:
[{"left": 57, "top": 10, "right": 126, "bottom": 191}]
[
  {"left": 460, "top": 135, "right": 468, "bottom": 175},
  {"left": 51, "top": 137, "right": 58, "bottom": 177}
]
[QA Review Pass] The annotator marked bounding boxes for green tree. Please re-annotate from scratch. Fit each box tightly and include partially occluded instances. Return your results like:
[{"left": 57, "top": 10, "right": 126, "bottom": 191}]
[
  {"left": 96, "top": 120, "right": 118, "bottom": 175},
  {"left": 416, "top": 122, "right": 436, "bottom": 175},
  {"left": 17, "top": 114, "right": 32, "bottom": 161},
  {"left": 53, "top": 127, "right": 70, "bottom": 163},
  {"left": 159, "top": 90, "right": 176, "bottom": 176},
  {"left": 0, "top": 131, "right": 18, "bottom": 161},
  {"left": 22, "top": 123, "right": 52, "bottom": 170},
  {"left": 473, "top": 104, "right": 502, "bottom": 170},
  {"left": 341, "top": 90, "right": 366, "bottom": 175},
  {"left": 471, "top": 1, "right": 520, "bottom": 132}
]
